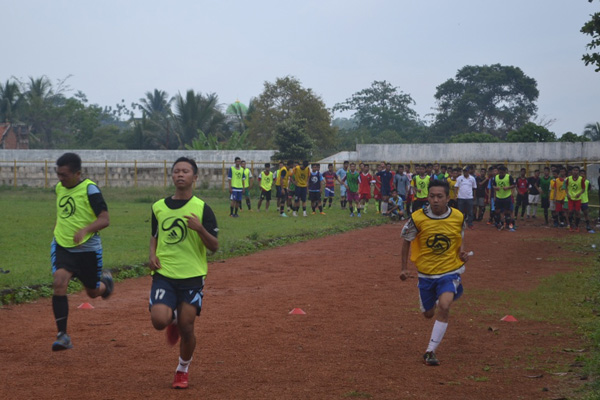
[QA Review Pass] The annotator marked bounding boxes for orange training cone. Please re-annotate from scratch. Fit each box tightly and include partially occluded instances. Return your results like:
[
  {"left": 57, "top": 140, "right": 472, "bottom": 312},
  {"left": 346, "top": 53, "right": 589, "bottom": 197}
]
[
  {"left": 78, "top": 302, "right": 95, "bottom": 309},
  {"left": 501, "top": 315, "right": 517, "bottom": 322},
  {"left": 288, "top": 308, "right": 306, "bottom": 315}
]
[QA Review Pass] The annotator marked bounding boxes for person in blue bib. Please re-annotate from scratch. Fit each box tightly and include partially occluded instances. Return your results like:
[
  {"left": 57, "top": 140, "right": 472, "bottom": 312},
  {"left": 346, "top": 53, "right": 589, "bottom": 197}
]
[
  {"left": 149, "top": 157, "right": 219, "bottom": 389},
  {"left": 50, "top": 152, "right": 113, "bottom": 352}
]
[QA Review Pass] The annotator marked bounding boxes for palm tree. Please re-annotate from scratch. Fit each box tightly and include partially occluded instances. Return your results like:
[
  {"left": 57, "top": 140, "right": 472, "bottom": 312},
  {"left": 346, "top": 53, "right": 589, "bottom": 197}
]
[
  {"left": 0, "top": 80, "right": 23, "bottom": 122},
  {"left": 583, "top": 122, "right": 600, "bottom": 141},
  {"left": 172, "top": 90, "right": 226, "bottom": 147},
  {"left": 138, "top": 89, "right": 174, "bottom": 148}
]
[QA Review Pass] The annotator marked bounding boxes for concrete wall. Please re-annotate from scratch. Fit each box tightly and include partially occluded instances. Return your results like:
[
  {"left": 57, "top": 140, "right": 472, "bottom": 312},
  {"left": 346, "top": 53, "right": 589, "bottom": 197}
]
[
  {"left": 0, "top": 149, "right": 276, "bottom": 188},
  {"left": 356, "top": 142, "right": 600, "bottom": 163}
]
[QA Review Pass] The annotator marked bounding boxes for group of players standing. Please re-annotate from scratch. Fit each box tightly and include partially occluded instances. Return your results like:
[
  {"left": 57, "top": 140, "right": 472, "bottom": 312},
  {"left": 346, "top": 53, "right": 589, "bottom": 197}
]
[{"left": 228, "top": 158, "right": 598, "bottom": 233}]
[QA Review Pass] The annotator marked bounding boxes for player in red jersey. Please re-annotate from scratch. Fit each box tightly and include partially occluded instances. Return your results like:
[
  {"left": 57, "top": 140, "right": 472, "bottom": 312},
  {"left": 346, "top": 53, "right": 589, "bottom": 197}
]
[
  {"left": 373, "top": 164, "right": 382, "bottom": 212},
  {"left": 514, "top": 168, "right": 529, "bottom": 220},
  {"left": 322, "top": 163, "right": 337, "bottom": 209},
  {"left": 358, "top": 164, "right": 374, "bottom": 214}
]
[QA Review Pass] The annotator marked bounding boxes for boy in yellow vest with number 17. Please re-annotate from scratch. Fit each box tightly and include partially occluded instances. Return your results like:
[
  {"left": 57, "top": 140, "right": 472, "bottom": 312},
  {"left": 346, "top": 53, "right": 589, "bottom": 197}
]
[{"left": 149, "top": 157, "right": 219, "bottom": 389}]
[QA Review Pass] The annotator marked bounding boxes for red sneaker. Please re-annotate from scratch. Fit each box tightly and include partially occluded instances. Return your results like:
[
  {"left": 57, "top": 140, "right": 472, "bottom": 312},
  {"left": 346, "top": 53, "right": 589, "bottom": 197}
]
[
  {"left": 166, "top": 322, "right": 179, "bottom": 346},
  {"left": 172, "top": 371, "right": 189, "bottom": 389}
]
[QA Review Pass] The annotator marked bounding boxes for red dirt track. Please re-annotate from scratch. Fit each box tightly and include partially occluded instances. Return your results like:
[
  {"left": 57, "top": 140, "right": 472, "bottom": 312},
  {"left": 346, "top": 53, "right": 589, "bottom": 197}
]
[{"left": 0, "top": 222, "right": 591, "bottom": 399}]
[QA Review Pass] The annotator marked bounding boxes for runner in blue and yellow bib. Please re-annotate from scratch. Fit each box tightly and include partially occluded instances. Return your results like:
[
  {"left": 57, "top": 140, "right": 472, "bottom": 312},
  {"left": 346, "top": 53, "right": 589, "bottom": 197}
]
[{"left": 401, "top": 179, "right": 471, "bottom": 367}]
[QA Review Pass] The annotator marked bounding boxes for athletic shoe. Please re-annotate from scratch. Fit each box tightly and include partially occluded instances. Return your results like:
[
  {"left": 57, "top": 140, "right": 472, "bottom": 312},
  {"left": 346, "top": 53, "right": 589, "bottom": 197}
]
[
  {"left": 293, "top": 211, "right": 297, "bottom": 217},
  {"left": 280, "top": 213, "right": 288, "bottom": 218},
  {"left": 172, "top": 371, "right": 189, "bottom": 389},
  {"left": 508, "top": 228, "right": 516, "bottom": 232},
  {"left": 311, "top": 211, "right": 316, "bottom": 215},
  {"left": 350, "top": 213, "right": 355, "bottom": 217},
  {"left": 166, "top": 321, "right": 179, "bottom": 346},
  {"left": 423, "top": 351, "right": 440, "bottom": 366},
  {"left": 52, "top": 332, "right": 73, "bottom": 351},
  {"left": 232, "top": 214, "right": 239, "bottom": 218},
  {"left": 100, "top": 270, "right": 114, "bottom": 299},
  {"left": 574, "top": 227, "right": 580, "bottom": 233},
  {"left": 588, "top": 229, "right": 596, "bottom": 234},
  {"left": 357, "top": 212, "right": 362, "bottom": 217},
  {"left": 303, "top": 211, "right": 307, "bottom": 217},
  {"left": 486, "top": 220, "right": 492, "bottom": 225},
  {"left": 320, "top": 212, "right": 326, "bottom": 215},
  {"left": 497, "top": 224, "right": 504, "bottom": 231}
]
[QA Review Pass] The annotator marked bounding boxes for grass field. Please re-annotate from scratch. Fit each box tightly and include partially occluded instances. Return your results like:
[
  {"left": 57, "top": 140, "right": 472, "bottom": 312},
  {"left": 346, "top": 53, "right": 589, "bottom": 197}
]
[{"left": 0, "top": 185, "right": 387, "bottom": 291}]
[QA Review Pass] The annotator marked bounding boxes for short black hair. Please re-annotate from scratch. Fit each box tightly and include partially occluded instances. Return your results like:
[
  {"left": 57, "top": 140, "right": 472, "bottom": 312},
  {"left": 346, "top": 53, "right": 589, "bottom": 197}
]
[
  {"left": 265, "top": 163, "right": 271, "bottom": 168},
  {"left": 328, "top": 163, "right": 333, "bottom": 167},
  {"left": 172, "top": 157, "right": 198, "bottom": 174},
  {"left": 498, "top": 166, "right": 507, "bottom": 172},
  {"left": 343, "top": 161, "right": 349, "bottom": 165},
  {"left": 235, "top": 157, "right": 241, "bottom": 162},
  {"left": 56, "top": 152, "right": 82, "bottom": 173},
  {"left": 428, "top": 179, "right": 450, "bottom": 196},
  {"left": 287, "top": 160, "right": 294, "bottom": 167}
]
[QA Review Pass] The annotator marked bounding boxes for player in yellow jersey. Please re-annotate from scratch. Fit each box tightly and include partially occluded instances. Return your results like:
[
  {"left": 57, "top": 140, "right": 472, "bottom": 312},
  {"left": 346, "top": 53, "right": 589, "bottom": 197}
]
[
  {"left": 400, "top": 180, "right": 470, "bottom": 366},
  {"left": 50, "top": 153, "right": 113, "bottom": 351},
  {"left": 240, "top": 160, "right": 253, "bottom": 211},
  {"left": 553, "top": 167, "right": 567, "bottom": 227},
  {"left": 257, "top": 163, "right": 274, "bottom": 212},
  {"left": 446, "top": 168, "right": 458, "bottom": 208},
  {"left": 564, "top": 165, "right": 584, "bottom": 232},
  {"left": 579, "top": 169, "right": 594, "bottom": 232},
  {"left": 291, "top": 160, "right": 311, "bottom": 217},
  {"left": 149, "top": 157, "right": 219, "bottom": 389}
]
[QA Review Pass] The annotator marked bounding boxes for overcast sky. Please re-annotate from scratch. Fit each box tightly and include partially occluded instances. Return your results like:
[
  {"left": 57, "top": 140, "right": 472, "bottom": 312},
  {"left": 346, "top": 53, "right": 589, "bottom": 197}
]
[{"left": 3, "top": 0, "right": 599, "bottom": 137}]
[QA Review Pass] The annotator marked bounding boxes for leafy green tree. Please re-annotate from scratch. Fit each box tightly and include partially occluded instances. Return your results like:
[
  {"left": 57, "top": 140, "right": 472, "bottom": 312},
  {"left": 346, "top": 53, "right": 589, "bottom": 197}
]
[
  {"left": 271, "top": 117, "right": 314, "bottom": 161},
  {"left": 450, "top": 132, "right": 500, "bottom": 143},
  {"left": 583, "top": 122, "right": 600, "bottom": 140},
  {"left": 246, "top": 76, "right": 336, "bottom": 153},
  {"left": 581, "top": 0, "right": 600, "bottom": 71},
  {"left": 333, "top": 80, "right": 419, "bottom": 134},
  {"left": 506, "top": 122, "right": 556, "bottom": 142},
  {"left": 558, "top": 131, "right": 591, "bottom": 142},
  {"left": 0, "top": 80, "right": 23, "bottom": 122},
  {"left": 433, "top": 64, "right": 539, "bottom": 140}
]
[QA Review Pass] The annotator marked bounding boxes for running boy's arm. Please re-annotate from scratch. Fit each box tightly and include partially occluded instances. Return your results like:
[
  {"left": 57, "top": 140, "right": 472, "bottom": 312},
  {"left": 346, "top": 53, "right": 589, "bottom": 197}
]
[
  {"left": 400, "top": 218, "right": 418, "bottom": 279},
  {"left": 74, "top": 187, "right": 110, "bottom": 244},
  {"left": 185, "top": 204, "right": 219, "bottom": 253},
  {"left": 149, "top": 211, "right": 161, "bottom": 271}
]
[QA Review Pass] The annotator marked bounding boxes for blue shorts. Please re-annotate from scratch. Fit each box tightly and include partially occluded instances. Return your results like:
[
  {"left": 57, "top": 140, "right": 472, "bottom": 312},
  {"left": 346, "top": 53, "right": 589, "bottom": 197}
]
[
  {"left": 582, "top": 202, "right": 589, "bottom": 211},
  {"left": 325, "top": 187, "right": 335, "bottom": 198},
  {"left": 381, "top": 187, "right": 391, "bottom": 197},
  {"left": 149, "top": 273, "right": 205, "bottom": 316},
  {"left": 418, "top": 273, "right": 463, "bottom": 313},
  {"left": 230, "top": 189, "right": 242, "bottom": 202},
  {"left": 340, "top": 185, "right": 347, "bottom": 197}
]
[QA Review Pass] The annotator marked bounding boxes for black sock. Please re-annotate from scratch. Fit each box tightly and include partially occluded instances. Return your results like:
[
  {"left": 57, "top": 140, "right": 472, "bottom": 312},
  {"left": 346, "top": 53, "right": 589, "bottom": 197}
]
[
  {"left": 230, "top": 206, "right": 233, "bottom": 215},
  {"left": 494, "top": 213, "right": 501, "bottom": 224},
  {"left": 319, "top": 205, "right": 323, "bottom": 212},
  {"left": 575, "top": 217, "right": 580, "bottom": 228},
  {"left": 302, "top": 206, "right": 306, "bottom": 212},
  {"left": 52, "top": 295, "right": 69, "bottom": 333},
  {"left": 246, "top": 198, "right": 251, "bottom": 210},
  {"left": 312, "top": 206, "right": 316, "bottom": 212},
  {"left": 544, "top": 209, "right": 548, "bottom": 223},
  {"left": 234, "top": 207, "right": 238, "bottom": 215}
]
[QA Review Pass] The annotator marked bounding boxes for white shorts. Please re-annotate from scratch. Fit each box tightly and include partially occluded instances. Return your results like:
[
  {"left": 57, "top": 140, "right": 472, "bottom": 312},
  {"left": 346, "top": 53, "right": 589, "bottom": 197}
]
[
  {"left": 528, "top": 194, "right": 540, "bottom": 205},
  {"left": 549, "top": 201, "right": 555, "bottom": 211}
]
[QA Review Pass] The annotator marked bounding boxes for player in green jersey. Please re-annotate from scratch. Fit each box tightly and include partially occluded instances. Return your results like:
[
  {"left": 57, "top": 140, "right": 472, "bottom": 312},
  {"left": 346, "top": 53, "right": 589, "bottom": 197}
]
[
  {"left": 51, "top": 153, "right": 113, "bottom": 352},
  {"left": 149, "top": 157, "right": 219, "bottom": 389}
]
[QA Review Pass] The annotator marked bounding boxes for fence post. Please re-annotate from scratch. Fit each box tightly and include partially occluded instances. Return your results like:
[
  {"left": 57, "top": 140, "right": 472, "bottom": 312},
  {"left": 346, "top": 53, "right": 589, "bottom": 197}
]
[
  {"left": 104, "top": 160, "right": 108, "bottom": 187},
  {"left": 13, "top": 160, "right": 17, "bottom": 188},
  {"left": 134, "top": 160, "right": 138, "bottom": 188},
  {"left": 526, "top": 161, "right": 529, "bottom": 175},
  {"left": 164, "top": 160, "right": 167, "bottom": 187},
  {"left": 44, "top": 160, "right": 48, "bottom": 188},
  {"left": 222, "top": 160, "right": 226, "bottom": 191}
]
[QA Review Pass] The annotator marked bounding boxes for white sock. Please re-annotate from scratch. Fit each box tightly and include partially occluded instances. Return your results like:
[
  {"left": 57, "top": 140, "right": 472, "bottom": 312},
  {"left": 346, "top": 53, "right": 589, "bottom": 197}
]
[
  {"left": 531, "top": 204, "right": 537, "bottom": 216},
  {"left": 381, "top": 202, "right": 388, "bottom": 214},
  {"left": 426, "top": 320, "right": 448, "bottom": 352},
  {"left": 176, "top": 356, "right": 192, "bottom": 373}
]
